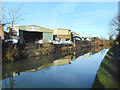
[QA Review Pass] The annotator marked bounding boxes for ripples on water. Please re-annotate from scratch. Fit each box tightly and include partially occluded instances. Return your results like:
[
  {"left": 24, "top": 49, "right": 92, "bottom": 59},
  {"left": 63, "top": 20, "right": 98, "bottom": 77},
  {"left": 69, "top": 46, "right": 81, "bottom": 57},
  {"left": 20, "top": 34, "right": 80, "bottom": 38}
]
[{"left": 2, "top": 47, "right": 109, "bottom": 88}]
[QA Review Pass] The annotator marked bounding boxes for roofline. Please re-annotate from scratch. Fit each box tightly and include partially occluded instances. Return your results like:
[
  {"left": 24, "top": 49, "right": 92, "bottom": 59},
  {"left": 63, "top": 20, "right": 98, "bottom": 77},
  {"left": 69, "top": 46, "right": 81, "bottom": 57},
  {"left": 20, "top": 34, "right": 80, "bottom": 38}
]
[
  {"left": 19, "top": 25, "right": 53, "bottom": 31},
  {"left": 54, "top": 28, "right": 71, "bottom": 31},
  {"left": 19, "top": 29, "right": 53, "bottom": 33}
]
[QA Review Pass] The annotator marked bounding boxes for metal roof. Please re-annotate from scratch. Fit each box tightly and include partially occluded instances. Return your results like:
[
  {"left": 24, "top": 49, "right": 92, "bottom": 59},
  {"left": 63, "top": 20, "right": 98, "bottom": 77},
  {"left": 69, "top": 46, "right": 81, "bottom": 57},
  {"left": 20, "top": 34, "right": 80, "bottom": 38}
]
[
  {"left": 55, "top": 28, "right": 71, "bottom": 31},
  {"left": 19, "top": 25, "right": 53, "bottom": 33}
]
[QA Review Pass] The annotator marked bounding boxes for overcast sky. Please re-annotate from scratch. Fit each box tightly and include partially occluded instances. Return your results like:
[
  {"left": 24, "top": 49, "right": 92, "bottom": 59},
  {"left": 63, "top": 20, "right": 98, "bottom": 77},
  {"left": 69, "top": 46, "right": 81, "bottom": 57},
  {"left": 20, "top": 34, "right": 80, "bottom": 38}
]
[{"left": 4, "top": 2, "right": 118, "bottom": 39}]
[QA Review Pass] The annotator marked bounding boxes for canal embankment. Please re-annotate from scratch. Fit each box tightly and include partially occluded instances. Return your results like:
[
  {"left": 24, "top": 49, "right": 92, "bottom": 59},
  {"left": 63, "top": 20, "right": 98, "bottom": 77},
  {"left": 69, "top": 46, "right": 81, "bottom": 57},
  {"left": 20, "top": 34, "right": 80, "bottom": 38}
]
[
  {"left": 92, "top": 45, "right": 120, "bottom": 88},
  {"left": 2, "top": 46, "right": 110, "bottom": 88},
  {"left": 2, "top": 46, "right": 92, "bottom": 80},
  {"left": 2, "top": 41, "right": 92, "bottom": 62}
]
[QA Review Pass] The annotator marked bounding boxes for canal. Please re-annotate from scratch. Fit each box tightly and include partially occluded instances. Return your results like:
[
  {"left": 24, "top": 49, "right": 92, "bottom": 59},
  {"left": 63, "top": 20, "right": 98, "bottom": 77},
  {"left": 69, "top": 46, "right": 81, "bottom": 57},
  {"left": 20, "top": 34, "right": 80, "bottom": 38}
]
[{"left": 2, "top": 47, "right": 109, "bottom": 88}]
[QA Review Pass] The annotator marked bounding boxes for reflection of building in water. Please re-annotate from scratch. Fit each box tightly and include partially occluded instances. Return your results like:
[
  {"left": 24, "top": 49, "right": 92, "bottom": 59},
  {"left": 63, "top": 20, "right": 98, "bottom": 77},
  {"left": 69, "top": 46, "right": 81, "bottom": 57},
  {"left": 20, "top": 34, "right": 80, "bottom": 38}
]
[
  {"left": 54, "top": 59, "right": 71, "bottom": 66},
  {"left": 3, "top": 72, "right": 20, "bottom": 79},
  {"left": 24, "top": 63, "right": 53, "bottom": 72},
  {"left": 79, "top": 56, "right": 91, "bottom": 58},
  {"left": 12, "top": 72, "right": 20, "bottom": 76},
  {"left": 71, "top": 52, "right": 76, "bottom": 61},
  {"left": 53, "top": 55, "right": 72, "bottom": 66},
  {"left": 78, "top": 52, "right": 92, "bottom": 58},
  {"left": 85, "top": 52, "right": 91, "bottom": 55},
  {"left": 91, "top": 46, "right": 103, "bottom": 55},
  {"left": 24, "top": 69, "right": 37, "bottom": 72},
  {"left": 18, "top": 55, "right": 73, "bottom": 72}
]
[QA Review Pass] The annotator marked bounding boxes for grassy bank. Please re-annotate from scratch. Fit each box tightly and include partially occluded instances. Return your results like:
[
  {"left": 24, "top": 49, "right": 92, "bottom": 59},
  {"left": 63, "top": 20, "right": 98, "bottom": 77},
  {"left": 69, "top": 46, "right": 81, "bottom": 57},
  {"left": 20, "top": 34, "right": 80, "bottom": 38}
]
[{"left": 92, "top": 45, "right": 120, "bottom": 88}]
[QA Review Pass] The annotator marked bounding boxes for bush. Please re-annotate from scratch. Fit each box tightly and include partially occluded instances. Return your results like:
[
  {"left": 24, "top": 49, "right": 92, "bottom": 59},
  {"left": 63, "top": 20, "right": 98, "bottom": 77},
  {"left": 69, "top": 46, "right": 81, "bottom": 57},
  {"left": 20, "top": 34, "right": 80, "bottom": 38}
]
[{"left": 41, "top": 42, "right": 54, "bottom": 55}]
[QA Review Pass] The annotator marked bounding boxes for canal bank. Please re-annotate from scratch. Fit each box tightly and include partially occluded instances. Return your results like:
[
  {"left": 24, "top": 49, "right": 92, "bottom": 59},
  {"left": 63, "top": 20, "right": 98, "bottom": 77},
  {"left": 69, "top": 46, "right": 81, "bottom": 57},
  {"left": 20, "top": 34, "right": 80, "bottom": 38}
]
[
  {"left": 92, "top": 45, "right": 120, "bottom": 88},
  {"left": 2, "top": 46, "right": 109, "bottom": 88},
  {"left": 2, "top": 41, "right": 92, "bottom": 62}
]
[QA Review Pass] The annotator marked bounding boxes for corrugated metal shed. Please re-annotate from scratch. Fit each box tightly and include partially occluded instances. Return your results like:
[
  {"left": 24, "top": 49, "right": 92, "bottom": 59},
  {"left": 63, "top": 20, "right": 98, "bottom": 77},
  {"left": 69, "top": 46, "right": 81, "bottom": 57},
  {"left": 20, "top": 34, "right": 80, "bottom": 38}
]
[
  {"left": 19, "top": 25, "right": 53, "bottom": 42},
  {"left": 19, "top": 25, "right": 53, "bottom": 33}
]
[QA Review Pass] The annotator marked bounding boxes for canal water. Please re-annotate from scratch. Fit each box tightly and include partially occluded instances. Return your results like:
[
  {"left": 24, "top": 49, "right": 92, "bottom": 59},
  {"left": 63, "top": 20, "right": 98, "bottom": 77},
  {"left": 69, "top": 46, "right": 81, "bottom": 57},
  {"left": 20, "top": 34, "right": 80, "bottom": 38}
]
[{"left": 2, "top": 47, "right": 109, "bottom": 88}]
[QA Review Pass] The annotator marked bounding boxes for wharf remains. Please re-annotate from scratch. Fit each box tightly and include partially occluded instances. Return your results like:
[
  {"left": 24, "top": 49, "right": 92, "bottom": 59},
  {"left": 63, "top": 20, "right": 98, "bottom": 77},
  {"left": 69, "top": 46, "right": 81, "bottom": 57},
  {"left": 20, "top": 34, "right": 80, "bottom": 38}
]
[{"left": 2, "top": 40, "right": 91, "bottom": 62}]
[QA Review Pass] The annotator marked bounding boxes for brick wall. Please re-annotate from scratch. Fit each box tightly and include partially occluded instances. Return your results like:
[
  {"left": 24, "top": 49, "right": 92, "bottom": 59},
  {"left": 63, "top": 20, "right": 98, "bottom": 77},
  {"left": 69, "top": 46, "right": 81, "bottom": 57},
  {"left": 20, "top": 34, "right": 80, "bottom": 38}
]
[{"left": 0, "top": 24, "right": 4, "bottom": 40}]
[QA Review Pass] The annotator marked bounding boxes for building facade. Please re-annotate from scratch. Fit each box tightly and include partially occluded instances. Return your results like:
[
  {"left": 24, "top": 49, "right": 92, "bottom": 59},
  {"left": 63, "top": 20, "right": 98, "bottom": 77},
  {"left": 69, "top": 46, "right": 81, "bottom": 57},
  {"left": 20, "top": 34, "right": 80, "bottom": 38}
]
[
  {"left": 91, "top": 37, "right": 101, "bottom": 46},
  {"left": 0, "top": 24, "right": 5, "bottom": 40},
  {"left": 8, "top": 25, "right": 53, "bottom": 43},
  {"left": 53, "top": 28, "right": 71, "bottom": 41}
]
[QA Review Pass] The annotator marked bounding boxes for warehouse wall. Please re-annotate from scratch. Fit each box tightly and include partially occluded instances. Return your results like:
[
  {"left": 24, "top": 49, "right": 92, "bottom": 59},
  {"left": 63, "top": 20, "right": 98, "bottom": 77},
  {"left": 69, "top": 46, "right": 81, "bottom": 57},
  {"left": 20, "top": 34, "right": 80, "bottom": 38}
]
[
  {"left": 43, "top": 32, "right": 53, "bottom": 40},
  {"left": 53, "top": 29, "right": 70, "bottom": 35}
]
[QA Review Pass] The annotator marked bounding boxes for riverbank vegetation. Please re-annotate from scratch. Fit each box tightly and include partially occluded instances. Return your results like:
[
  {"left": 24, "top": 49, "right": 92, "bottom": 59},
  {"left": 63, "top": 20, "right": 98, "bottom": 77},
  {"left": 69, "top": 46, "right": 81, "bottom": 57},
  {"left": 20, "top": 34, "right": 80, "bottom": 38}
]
[
  {"left": 2, "top": 42, "right": 55, "bottom": 62},
  {"left": 92, "top": 15, "right": 120, "bottom": 88},
  {"left": 92, "top": 45, "right": 120, "bottom": 88},
  {"left": 2, "top": 41, "right": 110, "bottom": 62},
  {"left": 2, "top": 42, "right": 28, "bottom": 62}
]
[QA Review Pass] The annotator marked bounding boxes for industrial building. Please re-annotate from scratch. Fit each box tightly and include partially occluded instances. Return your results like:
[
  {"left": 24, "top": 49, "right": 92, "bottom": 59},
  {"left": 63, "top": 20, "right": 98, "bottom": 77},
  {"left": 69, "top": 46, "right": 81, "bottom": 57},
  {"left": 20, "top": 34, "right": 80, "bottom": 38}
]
[
  {"left": 91, "top": 37, "right": 101, "bottom": 46},
  {"left": 0, "top": 24, "right": 5, "bottom": 40},
  {"left": 8, "top": 25, "right": 53, "bottom": 43},
  {"left": 53, "top": 28, "right": 71, "bottom": 42},
  {"left": 7, "top": 24, "right": 93, "bottom": 44}
]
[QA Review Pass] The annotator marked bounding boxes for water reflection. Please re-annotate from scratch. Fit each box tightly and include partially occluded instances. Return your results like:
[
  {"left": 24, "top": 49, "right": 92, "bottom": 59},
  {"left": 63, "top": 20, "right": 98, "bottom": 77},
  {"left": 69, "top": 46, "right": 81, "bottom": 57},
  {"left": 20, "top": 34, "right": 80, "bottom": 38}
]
[
  {"left": 53, "top": 55, "right": 72, "bottom": 66},
  {"left": 2, "top": 46, "right": 110, "bottom": 88}
]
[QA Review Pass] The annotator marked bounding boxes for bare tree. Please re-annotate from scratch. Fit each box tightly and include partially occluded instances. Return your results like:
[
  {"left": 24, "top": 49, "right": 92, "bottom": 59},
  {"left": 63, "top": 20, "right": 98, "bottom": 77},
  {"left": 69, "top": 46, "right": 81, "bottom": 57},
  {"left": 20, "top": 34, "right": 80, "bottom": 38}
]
[
  {"left": 0, "top": 2, "right": 23, "bottom": 29},
  {"left": 0, "top": 2, "right": 24, "bottom": 40},
  {"left": 108, "top": 16, "right": 120, "bottom": 40},
  {"left": 108, "top": 28, "right": 117, "bottom": 40},
  {"left": 108, "top": 15, "right": 120, "bottom": 45},
  {"left": 111, "top": 16, "right": 120, "bottom": 32}
]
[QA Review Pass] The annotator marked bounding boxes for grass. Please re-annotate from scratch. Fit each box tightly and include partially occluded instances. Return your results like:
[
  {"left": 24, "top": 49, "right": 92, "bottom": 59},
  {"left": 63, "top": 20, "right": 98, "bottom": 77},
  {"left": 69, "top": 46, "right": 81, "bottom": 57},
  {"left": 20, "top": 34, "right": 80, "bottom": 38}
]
[
  {"left": 97, "top": 66, "right": 119, "bottom": 88},
  {"left": 92, "top": 45, "right": 120, "bottom": 88}
]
